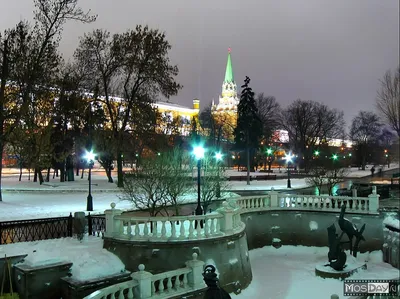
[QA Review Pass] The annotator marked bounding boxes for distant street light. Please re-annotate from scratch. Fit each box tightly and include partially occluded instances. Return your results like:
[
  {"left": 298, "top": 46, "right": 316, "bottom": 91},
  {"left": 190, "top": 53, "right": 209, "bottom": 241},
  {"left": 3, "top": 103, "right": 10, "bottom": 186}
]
[
  {"left": 284, "top": 153, "right": 294, "bottom": 189},
  {"left": 84, "top": 150, "right": 96, "bottom": 211},
  {"left": 215, "top": 152, "right": 223, "bottom": 198}
]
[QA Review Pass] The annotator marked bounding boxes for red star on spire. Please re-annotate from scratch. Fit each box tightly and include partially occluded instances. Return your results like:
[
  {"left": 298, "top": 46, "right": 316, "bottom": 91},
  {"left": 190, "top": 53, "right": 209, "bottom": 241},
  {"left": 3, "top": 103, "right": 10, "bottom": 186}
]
[{"left": 228, "top": 47, "right": 231, "bottom": 53}]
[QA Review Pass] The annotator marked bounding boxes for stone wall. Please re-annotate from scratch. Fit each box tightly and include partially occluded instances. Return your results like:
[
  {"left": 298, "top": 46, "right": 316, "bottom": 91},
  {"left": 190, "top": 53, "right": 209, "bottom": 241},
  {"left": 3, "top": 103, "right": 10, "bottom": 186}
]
[
  {"left": 242, "top": 210, "right": 384, "bottom": 252},
  {"left": 103, "top": 228, "right": 252, "bottom": 294}
]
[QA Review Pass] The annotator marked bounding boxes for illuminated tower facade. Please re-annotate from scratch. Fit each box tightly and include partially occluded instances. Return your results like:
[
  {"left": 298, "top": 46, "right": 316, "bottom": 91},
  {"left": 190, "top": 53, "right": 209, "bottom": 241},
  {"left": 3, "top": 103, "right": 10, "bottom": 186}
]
[{"left": 211, "top": 48, "right": 239, "bottom": 141}]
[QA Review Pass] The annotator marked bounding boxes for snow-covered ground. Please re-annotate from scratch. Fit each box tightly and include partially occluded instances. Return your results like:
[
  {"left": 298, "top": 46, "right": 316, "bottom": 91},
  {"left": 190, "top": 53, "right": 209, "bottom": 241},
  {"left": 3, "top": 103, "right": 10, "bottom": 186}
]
[
  {"left": 0, "top": 163, "right": 397, "bottom": 221},
  {"left": 1, "top": 237, "right": 398, "bottom": 298},
  {"left": 232, "top": 246, "right": 399, "bottom": 299}
]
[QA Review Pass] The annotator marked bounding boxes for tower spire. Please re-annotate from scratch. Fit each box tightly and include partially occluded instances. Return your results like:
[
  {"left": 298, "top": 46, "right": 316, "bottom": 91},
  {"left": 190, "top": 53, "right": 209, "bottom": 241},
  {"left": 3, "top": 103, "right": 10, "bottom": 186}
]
[{"left": 224, "top": 47, "right": 234, "bottom": 83}]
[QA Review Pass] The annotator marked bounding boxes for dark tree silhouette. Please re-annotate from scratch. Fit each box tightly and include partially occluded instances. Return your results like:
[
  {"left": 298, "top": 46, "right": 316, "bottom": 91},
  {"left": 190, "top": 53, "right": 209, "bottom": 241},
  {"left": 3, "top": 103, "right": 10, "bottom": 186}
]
[{"left": 234, "top": 76, "right": 262, "bottom": 185}]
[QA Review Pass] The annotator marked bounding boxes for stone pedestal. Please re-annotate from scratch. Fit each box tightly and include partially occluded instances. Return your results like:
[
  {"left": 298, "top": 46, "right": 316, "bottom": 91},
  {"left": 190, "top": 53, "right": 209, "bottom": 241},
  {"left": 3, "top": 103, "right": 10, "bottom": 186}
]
[
  {"left": 315, "top": 258, "right": 367, "bottom": 280},
  {"left": 14, "top": 261, "right": 73, "bottom": 299}
]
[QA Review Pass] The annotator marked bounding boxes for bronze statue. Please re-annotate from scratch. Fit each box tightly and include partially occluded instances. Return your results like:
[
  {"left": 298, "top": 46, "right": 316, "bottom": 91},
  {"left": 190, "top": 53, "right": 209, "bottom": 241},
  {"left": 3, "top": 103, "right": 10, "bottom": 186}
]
[
  {"left": 203, "top": 265, "right": 231, "bottom": 299},
  {"left": 338, "top": 204, "right": 366, "bottom": 257},
  {"left": 326, "top": 204, "right": 366, "bottom": 270}
]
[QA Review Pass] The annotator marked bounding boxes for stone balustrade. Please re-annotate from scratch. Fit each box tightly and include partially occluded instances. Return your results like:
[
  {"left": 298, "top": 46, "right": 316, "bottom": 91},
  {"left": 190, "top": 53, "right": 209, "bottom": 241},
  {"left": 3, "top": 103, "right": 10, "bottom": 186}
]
[
  {"left": 83, "top": 253, "right": 205, "bottom": 299},
  {"left": 230, "top": 188, "right": 380, "bottom": 214},
  {"left": 105, "top": 189, "right": 379, "bottom": 243},
  {"left": 383, "top": 224, "right": 399, "bottom": 269},
  {"left": 105, "top": 202, "right": 242, "bottom": 241}
]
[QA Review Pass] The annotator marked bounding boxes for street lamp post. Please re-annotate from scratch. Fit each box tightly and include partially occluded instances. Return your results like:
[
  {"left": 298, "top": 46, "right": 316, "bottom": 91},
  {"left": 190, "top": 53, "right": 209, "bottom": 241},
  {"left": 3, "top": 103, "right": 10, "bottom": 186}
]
[
  {"left": 285, "top": 153, "right": 294, "bottom": 189},
  {"left": 215, "top": 152, "right": 223, "bottom": 198},
  {"left": 84, "top": 150, "right": 96, "bottom": 211},
  {"left": 193, "top": 145, "right": 205, "bottom": 218}
]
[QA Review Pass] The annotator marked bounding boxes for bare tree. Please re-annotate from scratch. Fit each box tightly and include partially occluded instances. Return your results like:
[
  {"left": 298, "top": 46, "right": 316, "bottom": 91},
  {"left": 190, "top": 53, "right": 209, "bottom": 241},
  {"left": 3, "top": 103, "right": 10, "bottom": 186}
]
[
  {"left": 280, "top": 99, "right": 345, "bottom": 171},
  {"left": 120, "top": 156, "right": 170, "bottom": 217},
  {"left": 191, "top": 152, "right": 229, "bottom": 214},
  {"left": 255, "top": 93, "right": 280, "bottom": 141},
  {"left": 75, "top": 26, "right": 181, "bottom": 187},
  {"left": 305, "top": 166, "right": 326, "bottom": 195},
  {"left": 376, "top": 67, "right": 400, "bottom": 137},
  {"left": 325, "top": 167, "right": 350, "bottom": 196},
  {"left": 163, "top": 148, "right": 192, "bottom": 216},
  {"left": 350, "top": 111, "right": 382, "bottom": 170},
  {"left": 0, "top": 0, "right": 95, "bottom": 200}
]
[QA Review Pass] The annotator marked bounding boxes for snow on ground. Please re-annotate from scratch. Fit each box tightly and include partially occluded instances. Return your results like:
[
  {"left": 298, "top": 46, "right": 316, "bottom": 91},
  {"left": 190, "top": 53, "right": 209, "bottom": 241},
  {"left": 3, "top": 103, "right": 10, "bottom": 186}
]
[
  {"left": 1, "top": 238, "right": 397, "bottom": 297},
  {"left": 0, "top": 236, "right": 125, "bottom": 281},
  {"left": 383, "top": 214, "right": 400, "bottom": 230},
  {"left": 0, "top": 163, "right": 397, "bottom": 221},
  {"left": 232, "top": 246, "right": 399, "bottom": 299}
]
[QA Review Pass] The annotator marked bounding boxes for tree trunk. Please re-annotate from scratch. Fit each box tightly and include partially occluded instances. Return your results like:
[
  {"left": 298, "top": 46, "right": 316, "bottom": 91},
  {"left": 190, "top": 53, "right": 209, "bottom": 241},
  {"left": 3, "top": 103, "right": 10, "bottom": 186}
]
[
  {"left": 45, "top": 168, "right": 50, "bottom": 182},
  {"left": 19, "top": 163, "right": 23, "bottom": 182},
  {"left": 246, "top": 147, "right": 250, "bottom": 185},
  {"left": 38, "top": 169, "right": 44, "bottom": 185},
  {"left": 117, "top": 150, "right": 123, "bottom": 187},
  {"left": 60, "top": 168, "right": 66, "bottom": 182},
  {"left": 33, "top": 168, "right": 38, "bottom": 182},
  {"left": 0, "top": 141, "right": 3, "bottom": 201},
  {"left": 106, "top": 167, "right": 114, "bottom": 183}
]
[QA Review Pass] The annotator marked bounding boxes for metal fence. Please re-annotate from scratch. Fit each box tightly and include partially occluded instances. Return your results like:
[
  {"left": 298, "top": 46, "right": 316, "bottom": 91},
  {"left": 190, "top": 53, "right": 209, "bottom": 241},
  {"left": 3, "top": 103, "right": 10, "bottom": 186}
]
[{"left": 0, "top": 213, "right": 106, "bottom": 244}]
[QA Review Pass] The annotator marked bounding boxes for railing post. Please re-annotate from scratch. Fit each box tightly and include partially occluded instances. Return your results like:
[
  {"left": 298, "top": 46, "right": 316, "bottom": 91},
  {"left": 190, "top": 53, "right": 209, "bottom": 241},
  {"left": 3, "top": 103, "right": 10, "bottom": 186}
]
[
  {"left": 131, "top": 264, "right": 153, "bottom": 299},
  {"left": 104, "top": 202, "right": 123, "bottom": 238},
  {"left": 269, "top": 188, "right": 279, "bottom": 208},
  {"left": 185, "top": 253, "right": 205, "bottom": 289},
  {"left": 88, "top": 212, "right": 93, "bottom": 236},
  {"left": 368, "top": 186, "right": 379, "bottom": 212},
  {"left": 67, "top": 212, "right": 73, "bottom": 237},
  {"left": 217, "top": 202, "right": 235, "bottom": 233}
]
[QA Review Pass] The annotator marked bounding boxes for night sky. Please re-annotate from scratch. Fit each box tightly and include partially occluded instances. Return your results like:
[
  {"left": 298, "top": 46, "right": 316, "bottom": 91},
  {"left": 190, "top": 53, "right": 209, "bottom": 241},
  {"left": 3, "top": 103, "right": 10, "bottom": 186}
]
[{"left": 1, "top": 0, "right": 398, "bottom": 127}]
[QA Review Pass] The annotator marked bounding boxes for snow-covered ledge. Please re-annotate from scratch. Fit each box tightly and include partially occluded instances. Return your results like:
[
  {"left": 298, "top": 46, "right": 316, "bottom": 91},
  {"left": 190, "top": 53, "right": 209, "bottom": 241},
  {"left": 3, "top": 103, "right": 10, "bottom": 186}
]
[
  {"left": 383, "top": 215, "right": 399, "bottom": 269},
  {"left": 83, "top": 253, "right": 205, "bottom": 299},
  {"left": 104, "top": 202, "right": 243, "bottom": 242}
]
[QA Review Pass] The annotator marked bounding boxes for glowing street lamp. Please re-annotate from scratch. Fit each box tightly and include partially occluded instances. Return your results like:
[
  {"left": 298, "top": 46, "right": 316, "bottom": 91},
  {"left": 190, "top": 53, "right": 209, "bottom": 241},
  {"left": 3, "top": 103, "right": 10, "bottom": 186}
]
[
  {"left": 193, "top": 145, "right": 205, "bottom": 223},
  {"left": 314, "top": 150, "right": 320, "bottom": 156},
  {"left": 332, "top": 154, "right": 338, "bottom": 160},
  {"left": 284, "top": 153, "right": 294, "bottom": 188},
  {"left": 83, "top": 150, "right": 96, "bottom": 211}
]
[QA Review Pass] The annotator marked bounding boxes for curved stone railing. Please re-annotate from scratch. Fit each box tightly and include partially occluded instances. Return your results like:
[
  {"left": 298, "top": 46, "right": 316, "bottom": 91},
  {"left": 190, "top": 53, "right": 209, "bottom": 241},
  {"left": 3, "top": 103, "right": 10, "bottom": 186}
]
[
  {"left": 232, "top": 188, "right": 380, "bottom": 215},
  {"left": 84, "top": 253, "right": 205, "bottom": 299},
  {"left": 113, "top": 214, "right": 224, "bottom": 241},
  {"left": 105, "top": 202, "right": 243, "bottom": 242},
  {"left": 83, "top": 280, "right": 139, "bottom": 299}
]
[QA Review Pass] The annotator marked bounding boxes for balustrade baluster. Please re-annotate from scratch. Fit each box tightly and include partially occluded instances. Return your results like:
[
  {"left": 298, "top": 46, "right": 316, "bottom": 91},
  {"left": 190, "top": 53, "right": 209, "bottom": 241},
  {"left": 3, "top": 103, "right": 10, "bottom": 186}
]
[
  {"left": 144, "top": 221, "right": 149, "bottom": 236},
  {"left": 127, "top": 287, "right": 134, "bottom": 299},
  {"left": 119, "top": 221, "right": 124, "bottom": 237},
  {"left": 117, "top": 288, "right": 124, "bottom": 299},
  {"left": 210, "top": 218, "right": 215, "bottom": 234},
  {"left": 161, "top": 221, "right": 167, "bottom": 239},
  {"left": 127, "top": 221, "right": 132, "bottom": 238},
  {"left": 110, "top": 292, "right": 116, "bottom": 299},
  {"left": 179, "top": 220, "right": 186, "bottom": 239},
  {"left": 151, "top": 281, "right": 156, "bottom": 295},
  {"left": 196, "top": 218, "right": 202, "bottom": 238},
  {"left": 216, "top": 218, "right": 221, "bottom": 233},
  {"left": 171, "top": 220, "right": 177, "bottom": 239},
  {"left": 172, "top": 274, "right": 178, "bottom": 289},
  {"left": 134, "top": 221, "right": 139, "bottom": 238},
  {"left": 158, "top": 279, "right": 165, "bottom": 293},
  {"left": 167, "top": 276, "right": 173, "bottom": 291},
  {"left": 182, "top": 273, "right": 188, "bottom": 288},
  {"left": 188, "top": 220, "right": 194, "bottom": 238},
  {"left": 204, "top": 218, "right": 210, "bottom": 237}
]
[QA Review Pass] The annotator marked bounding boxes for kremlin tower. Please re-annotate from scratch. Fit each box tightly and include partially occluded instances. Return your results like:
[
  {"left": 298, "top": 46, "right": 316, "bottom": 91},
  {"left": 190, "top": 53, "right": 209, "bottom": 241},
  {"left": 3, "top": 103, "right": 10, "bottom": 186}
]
[{"left": 211, "top": 48, "right": 239, "bottom": 141}]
